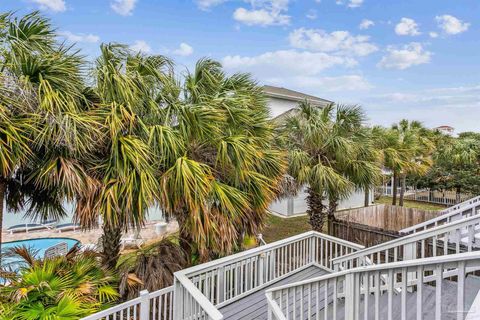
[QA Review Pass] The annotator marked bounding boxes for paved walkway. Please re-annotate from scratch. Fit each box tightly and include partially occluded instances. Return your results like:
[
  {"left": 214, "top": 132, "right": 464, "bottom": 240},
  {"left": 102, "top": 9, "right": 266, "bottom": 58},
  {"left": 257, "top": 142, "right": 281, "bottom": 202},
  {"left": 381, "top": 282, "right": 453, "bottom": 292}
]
[{"left": 2, "top": 220, "right": 179, "bottom": 248}]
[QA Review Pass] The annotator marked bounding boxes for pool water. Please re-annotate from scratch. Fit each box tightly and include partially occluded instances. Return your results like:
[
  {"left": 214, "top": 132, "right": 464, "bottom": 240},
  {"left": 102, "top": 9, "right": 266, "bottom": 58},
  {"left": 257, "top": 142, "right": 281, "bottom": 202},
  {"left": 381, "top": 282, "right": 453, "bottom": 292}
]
[{"left": 1, "top": 237, "right": 80, "bottom": 270}]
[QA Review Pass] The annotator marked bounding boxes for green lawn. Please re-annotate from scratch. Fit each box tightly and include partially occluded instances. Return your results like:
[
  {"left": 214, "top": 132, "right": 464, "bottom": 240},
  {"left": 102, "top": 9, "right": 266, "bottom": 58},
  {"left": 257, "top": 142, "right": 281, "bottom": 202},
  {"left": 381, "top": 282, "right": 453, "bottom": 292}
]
[
  {"left": 262, "top": 214, "right": 311, "bottom": 243},
  {"left": 376, "top": 196, "right": 446, "bottom": 211}
]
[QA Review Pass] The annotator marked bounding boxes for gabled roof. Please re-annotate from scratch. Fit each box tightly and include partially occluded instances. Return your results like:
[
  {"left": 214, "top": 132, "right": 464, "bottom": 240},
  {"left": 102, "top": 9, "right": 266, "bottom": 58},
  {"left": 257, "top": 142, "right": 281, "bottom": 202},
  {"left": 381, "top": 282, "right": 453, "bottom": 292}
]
[{"left": 263, "top": 85, "right": 332, "bottom": 106}]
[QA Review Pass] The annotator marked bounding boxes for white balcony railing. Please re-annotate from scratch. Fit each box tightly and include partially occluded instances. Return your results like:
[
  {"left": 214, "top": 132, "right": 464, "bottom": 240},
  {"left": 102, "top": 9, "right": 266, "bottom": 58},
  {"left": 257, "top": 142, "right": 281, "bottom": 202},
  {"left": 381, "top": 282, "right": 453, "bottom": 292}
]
[
  {"left": 332, "top": 214, "right": 480, "bottom": 271},
  {"left": 81, "top": 286, "right": 173, "bottom": 320},
  {"left": 80, "top": 232, "right": 363, "bottom": 320},
  {"left": 442, "top": 194, "right": 480, "bottom": 214},
  {"left": 401, "top": 198, "right": 480, "bottom": 234},
  {"left": 267, "top": 251, "right": 480, "bottom": 320},
  {"left": 173, "top": 231, "right": 364, "bottom": 319}
]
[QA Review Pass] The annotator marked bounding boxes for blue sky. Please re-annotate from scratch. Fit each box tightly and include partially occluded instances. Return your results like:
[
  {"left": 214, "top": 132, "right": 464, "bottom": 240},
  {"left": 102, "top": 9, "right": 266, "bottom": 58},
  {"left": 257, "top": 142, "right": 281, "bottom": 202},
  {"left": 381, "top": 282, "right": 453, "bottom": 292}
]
[{"left": 2, "top": 0, "right": 479, "bottom": 132}]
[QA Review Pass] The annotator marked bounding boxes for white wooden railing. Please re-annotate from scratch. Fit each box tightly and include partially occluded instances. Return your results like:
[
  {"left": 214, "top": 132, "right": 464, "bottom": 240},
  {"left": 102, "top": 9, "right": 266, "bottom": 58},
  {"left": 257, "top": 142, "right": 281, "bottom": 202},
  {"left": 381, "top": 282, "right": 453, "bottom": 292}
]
[
  {"left": 81, "top": 286, "right": 173, "bottom": 320},
  {"left": 267, "top": 251, "right": 480, "bottom": 320},
  {"left": 401, "top": 199, "right": 480, "bottom": 234},
  {"left": 379, "top": 187, "right": 474, "bottom": 206},
  {"left": 79, "top": 232, "right": 362, "bottom": 320},
  {"left": 172, "top": 231, "right": 363, "bottom": 319},
  {"left": 442, "top": 194, "right": 480, "bottom": 214},
  {"left": 332, "top": 214, "right": 480, "bottom": 271}
]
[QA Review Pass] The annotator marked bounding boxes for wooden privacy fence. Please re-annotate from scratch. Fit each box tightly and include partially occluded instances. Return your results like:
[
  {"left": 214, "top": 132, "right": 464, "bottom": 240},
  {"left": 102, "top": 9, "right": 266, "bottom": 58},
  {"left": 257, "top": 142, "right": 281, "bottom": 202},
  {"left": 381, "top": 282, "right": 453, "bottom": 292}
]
[
  {"left": 335, "top": 204, "right": 439, "bottom": 231},
  {"left": 330, "top": 204, "right": 440, "bottom": 247},
  {"left": 330, "top": 219, "right": 401, "bottom": 248}
]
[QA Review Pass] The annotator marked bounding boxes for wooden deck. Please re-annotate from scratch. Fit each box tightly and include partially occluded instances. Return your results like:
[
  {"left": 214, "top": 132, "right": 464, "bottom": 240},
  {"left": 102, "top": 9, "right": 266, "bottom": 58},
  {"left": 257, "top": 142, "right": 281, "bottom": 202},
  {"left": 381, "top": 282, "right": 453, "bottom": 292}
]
[{"left": 219, "top": 265, "right": 329, "bottom": 320}]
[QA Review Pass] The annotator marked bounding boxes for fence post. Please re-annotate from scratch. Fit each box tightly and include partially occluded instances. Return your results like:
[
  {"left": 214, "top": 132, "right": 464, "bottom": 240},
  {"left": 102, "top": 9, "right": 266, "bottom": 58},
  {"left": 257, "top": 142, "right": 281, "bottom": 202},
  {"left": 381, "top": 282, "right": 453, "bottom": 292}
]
[
  {"left": 344, "top": 273, "right": 355, "bottom": 320},
  {"left": 218, "top": 266, "right": 225, "bottom": 304},
  {"left": 173, "top": 278, "right": 183, "bottom": 320},
  {"left": 404, "top": 243, "right": 416, "bottom": 290},
  {"left": 139, "top": 290, "right": 150, "bottom": 320},
  {"left": 259, "top": 254, "right": 265, "bottom": 286},
  {"left": 309, "top": 236, "right": 316, "bottom": 264}
]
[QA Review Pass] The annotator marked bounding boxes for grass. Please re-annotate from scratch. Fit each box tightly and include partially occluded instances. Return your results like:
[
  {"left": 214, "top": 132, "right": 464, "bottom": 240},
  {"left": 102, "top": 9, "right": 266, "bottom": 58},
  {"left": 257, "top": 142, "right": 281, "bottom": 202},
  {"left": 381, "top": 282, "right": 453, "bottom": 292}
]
[
  {"left": 376, "top": 196, "right": 446, "bottom": 211},
  {"left": 262, "top": 214, "right": 311, "bottom": 243}
]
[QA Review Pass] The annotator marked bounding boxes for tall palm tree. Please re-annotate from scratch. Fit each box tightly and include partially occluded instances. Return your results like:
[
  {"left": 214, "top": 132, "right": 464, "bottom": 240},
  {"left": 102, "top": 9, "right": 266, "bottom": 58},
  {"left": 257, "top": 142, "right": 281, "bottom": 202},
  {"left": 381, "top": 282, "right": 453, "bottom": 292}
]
[
  {"left": 154, "top": 59, "right": 285, "bottom": 261},
  {"left": 375, "top": 120, "right": 433, "bottom": 206},
  {"left": 75, "top": 54, "right": 285, "bottom": 265},
  {"left": 0, "top": 12, "right": 93, "bottom": 257},
  {"left": 280, "top": 102, "right": 378, "bottom": 232},
  {"left": 75, "top": 44, "right": 161, "bottom": 269},
  {"left": 323, "top": 108, "right": 380, "bottom": 219}
]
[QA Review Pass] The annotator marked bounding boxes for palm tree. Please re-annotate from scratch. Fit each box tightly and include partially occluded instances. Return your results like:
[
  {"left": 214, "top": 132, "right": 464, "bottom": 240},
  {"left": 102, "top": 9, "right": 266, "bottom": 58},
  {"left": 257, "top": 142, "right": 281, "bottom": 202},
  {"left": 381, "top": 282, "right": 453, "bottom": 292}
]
[
  {"left": 375, "top": 120, "right": 433, "bottom": 206},
  {"left": 75, "top": 44, "right": 161, "bottom": 269},
  {"left": 280, "top": 102, "right": 378, "bottom": 232},
  {"left": 0, "top": 245, "right": 118, "bottom": 319},
  {"left": 154, "top": 59, "right": 285, "bottom": 261},
  {"left": 323, "top": 109, "right": 380, "bottom": 219},
  {"left": 0, "top": 12, "right": 93, "bottom": 257},
  {"left": 117, "top": 237, "right": 187, "bottom": 300}
]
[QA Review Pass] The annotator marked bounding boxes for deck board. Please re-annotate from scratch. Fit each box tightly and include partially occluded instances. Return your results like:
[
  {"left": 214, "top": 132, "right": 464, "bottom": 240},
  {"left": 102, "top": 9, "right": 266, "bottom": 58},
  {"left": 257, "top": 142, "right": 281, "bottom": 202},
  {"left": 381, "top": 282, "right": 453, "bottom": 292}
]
[{"left": 219, "top": 265, "right": 329, "bottom": 320}]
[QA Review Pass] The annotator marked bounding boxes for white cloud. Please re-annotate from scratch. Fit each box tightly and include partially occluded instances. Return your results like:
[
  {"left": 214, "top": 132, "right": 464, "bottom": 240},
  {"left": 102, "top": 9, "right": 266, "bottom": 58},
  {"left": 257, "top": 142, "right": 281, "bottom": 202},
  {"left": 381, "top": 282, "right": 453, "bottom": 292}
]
[
  {"left": 378, "top": 43, "right": 432, "bottom": 70},
  {"left": 289, "top": 28, "right": 378, "bottom": 57},
  {"left": 223, "top": 50, "right": 370, "bottom": 95},
  {"left": 111, "top": 0, "right": 137, "bottom": 16},
  {"left": 436, "top": 15, "right": 470, "bottom": 35},
  {"left": 336, "top": 0, "right": 363, "bottom": 8},
  {"left": 429, "top": 32, "right": 439, "bottom": 38},
  {"left": 233, "top": 0, "right": 290, "bottom": 26},
  {"left": 234, "top": 8, "right": 289, "bottom": 26},
  {"left": 129, "top": 40, "right": 152, "bottom": 53},
  {"left": 173, "top": 43, "right": 194, "bottom": 57},
  {"left": 291, "top": 75, "right": 372, "bottom": 92},
  {"left": 30, "top": 0, "right": 66, "bottom": 12},
  {"left": 223, "top": 50, "right": 356, "bottom": 78},
  {"left": 59, "top": 31, "right": 100, "bottom": 43},
  {"left": 364, "top": 85, "right": 480, "bottom": 132},
  {"left": 306, "top": 9, "right": 317, "bottom": 20},
  {"left": 395, "top": 18, "right": 421, "bottom": 36},
  {"left": 359, "top": 19, "right": 374, "bottom": 30},
  {"left": 196, "top": 0, "right": 226, "bottom": 10}
]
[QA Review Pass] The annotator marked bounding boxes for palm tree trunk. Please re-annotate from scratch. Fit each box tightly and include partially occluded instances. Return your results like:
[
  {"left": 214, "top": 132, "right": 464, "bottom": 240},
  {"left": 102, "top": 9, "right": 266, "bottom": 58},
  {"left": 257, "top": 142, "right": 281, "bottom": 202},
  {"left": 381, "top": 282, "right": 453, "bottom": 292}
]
[
  {"left": 364, "top": 187, "right": 370, "bottom": 207},
  {"left": 392, "top": 171, "right": 398, "bottom": 206},
  {"left": 0, "top": 180, "right": 5, "bottom": 263},
  {"left": 399, "top": 174, "right": 406, "bottom": 207},
  {"left": 327, "top": 196, "right": 339, "bottom": 234},
  {"left": 101, "top": 223, "right": 122, "bottom": 269},
  {"left": 176, "top": 211, "right": 193, "bottom": 264},
  {"left": 306, "top": 188, "right": 326, "bottom": 232}
]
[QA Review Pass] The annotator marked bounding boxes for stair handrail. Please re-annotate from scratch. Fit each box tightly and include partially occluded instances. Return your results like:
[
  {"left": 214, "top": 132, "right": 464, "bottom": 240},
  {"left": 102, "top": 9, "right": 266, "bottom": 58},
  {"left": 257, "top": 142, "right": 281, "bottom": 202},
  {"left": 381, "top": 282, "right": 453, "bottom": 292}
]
[
  {"left": 441, "top": 194, "right": 480, "bottom": 214},
  {"left": 332, "top": 214, "right": 480, "bottom": 270},
  {"left": 400, "top": 199, "right": 480, "bottom": 233},
  {"left": 267, "top": 251, "right": 480, "bottom": 320}
]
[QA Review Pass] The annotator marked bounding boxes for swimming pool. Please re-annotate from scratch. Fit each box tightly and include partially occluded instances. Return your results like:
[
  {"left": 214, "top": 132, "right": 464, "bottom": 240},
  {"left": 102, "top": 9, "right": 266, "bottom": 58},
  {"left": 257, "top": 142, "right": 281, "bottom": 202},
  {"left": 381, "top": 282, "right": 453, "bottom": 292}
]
[{"left": 1, "top": 237, "right": 80, "bottom": 270}]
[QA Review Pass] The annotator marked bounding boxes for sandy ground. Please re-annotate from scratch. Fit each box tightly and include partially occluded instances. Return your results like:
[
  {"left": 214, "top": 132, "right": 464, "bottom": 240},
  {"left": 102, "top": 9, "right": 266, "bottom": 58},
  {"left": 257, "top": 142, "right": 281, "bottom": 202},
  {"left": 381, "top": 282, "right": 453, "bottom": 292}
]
[{"left": 2, "top": 220, "right": 179, "bottom": 250}]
